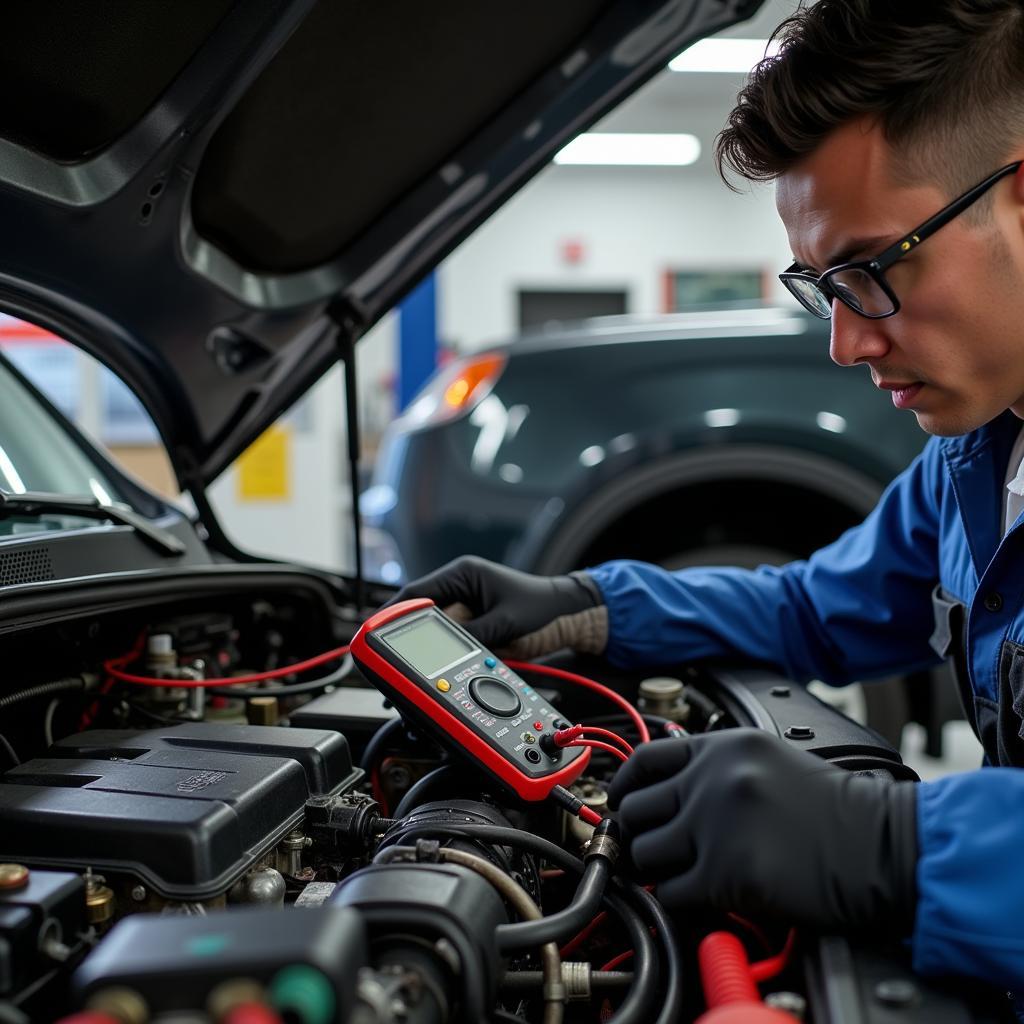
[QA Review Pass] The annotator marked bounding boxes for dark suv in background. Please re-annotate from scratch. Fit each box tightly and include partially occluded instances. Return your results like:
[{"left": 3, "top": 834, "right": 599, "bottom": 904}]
[{"left": 364, "top": 305, "right": 926, "bottom": 582}]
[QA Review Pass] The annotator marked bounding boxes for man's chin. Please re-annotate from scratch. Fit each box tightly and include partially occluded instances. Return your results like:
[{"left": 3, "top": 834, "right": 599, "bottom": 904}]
[{"left": 912, "top": 406, "right": 996, "bottom": 438}]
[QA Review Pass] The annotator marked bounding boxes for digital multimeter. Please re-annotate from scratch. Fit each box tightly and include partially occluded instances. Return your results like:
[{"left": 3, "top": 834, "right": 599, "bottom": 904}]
[{"left": 351, "top": 599, "right": 590, "bottom": 800}]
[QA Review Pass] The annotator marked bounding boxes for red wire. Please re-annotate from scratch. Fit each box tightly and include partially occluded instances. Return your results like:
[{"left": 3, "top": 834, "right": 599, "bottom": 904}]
[
  {"left": 599, "top": 949, "right": 635, "bottom": 972},
  {"left": 749, "top": 929, "right": 796, "bottom": 983},
  {"left": 726, "top": 913, "right": 773, "bottom": 954},
  {"left": 104, "top": 645, "right": 350, "bottom": 688},
  {"left": 370, "top": 764, "right": 391, "bottom": 817},
  {"left": 560, "top": 909, "right": 609, "bottom": 956},
  {"left": 562, "top": 739, "right": 629, "bottom": 763},
  {"left": 78, "top": 676, "right": 115, "bottom": 730},
  {"left": 507, "top": 660, "right": 650, "bottom": 743},
  {"left": 580, "top": 726, "right": 633, "bottom": 754},
  {"left": 555, "top": 724, "right": 634, "bottom": 756},
  {"left": 560, "top": 886, "right": 653, "bottom": 957}
]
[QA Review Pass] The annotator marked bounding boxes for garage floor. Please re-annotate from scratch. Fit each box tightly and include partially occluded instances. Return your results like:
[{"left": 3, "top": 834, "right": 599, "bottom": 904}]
[{"left": 901, "top": 721, "right": 984, "bottom": 781}]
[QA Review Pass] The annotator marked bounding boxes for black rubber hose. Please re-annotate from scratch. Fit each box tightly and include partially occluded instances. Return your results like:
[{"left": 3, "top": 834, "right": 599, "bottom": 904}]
[
  {"left": 386, "top": 822, "right": 577, "bottom": 873},
  {"left": 386, "top": 823, "right": 661, "bottom": 1024},
  {"left": 601, "top": 888, "right": 660, "bottom": 1024},
  {"left": 0, "top": 733, "right": 19, "bottom": 768},
  {"left": 496, "top": 858, "right": 611, "bottom": 951},
  {"left": 206, "top": 657, "right": 355, "bottom": 700},
  {"left": 623, "top": 881, "right": 684, "bottom": 1024},
  {"left": 499, "top": 971, "right": 634, "bottom": 991},
  {"left": 392, "top": 764, "right": 459, "bottom": 819},
  {"left": 0, "top": 677, "right": 85, "bottom": 709},
  {"left": 359, "top": 715, "right": 406, "bottom": 773}
]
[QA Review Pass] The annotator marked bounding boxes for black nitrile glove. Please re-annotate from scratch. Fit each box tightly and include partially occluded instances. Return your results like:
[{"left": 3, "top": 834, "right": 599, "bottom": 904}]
[
  {"left": 607, "top": 729, "right": 918, "bottom": 932},
  {"left": 390, "top": 555, "right": 607, "bottom": 658}
]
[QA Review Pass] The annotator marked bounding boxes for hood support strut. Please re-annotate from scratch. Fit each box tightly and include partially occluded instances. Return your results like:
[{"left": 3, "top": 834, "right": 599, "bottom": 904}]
[{"left": 331, "top": 305, "right": 366, "bottom": 613}]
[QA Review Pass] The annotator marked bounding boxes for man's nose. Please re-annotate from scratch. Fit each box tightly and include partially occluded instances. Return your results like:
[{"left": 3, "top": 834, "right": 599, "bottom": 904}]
[{"left": 828, "top": 300, "right": 892, "bottom": 367}]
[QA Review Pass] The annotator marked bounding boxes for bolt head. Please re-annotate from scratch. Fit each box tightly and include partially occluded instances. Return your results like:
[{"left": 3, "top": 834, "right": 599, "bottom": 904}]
[
  {"left": 874, "top": 978, "right": 919, "bottom": 1007},
  {"left": 785, "top": 725, "right": 815, "bottom": 740},
  {"left": 0, "top": 864, "right": 29, "bottom": 891},
  {"left": 130, "top": 885, "right": 147, "bottom": 901}
]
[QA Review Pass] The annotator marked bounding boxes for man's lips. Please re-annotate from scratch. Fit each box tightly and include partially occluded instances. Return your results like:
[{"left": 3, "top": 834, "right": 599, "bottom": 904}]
[{"left": 876, "top": 380, "right": 925, "bottom": 409}]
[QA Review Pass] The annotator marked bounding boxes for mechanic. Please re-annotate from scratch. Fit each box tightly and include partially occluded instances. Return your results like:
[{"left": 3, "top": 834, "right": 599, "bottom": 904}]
[{"left": 392, "top": 0, "right": 1024, "bottom": 1006}]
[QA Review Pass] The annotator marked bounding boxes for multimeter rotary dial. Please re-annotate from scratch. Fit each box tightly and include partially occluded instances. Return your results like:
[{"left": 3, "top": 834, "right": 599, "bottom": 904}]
[
  {"left": 351, "top": 599, "right": 590, "bottom": 801},
  {"left": 468, "top": 676, "right": 522, "bottom": 718}
]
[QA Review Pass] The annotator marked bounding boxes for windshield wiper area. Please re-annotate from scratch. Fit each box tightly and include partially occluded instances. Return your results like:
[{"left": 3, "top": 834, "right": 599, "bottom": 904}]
[{"left": 0, "top": 491, "right": 186, "bottom": 557}]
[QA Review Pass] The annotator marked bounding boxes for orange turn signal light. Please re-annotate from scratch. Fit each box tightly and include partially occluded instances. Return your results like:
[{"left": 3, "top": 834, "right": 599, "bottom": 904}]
[{"left": 442, "top": 353, "right": 506, "bottom": 413}]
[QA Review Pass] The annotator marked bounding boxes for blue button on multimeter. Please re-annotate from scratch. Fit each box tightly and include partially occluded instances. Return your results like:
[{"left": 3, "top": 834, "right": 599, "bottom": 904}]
[{"left": 484, "top": 657, "right": 497, "bottom": 668}]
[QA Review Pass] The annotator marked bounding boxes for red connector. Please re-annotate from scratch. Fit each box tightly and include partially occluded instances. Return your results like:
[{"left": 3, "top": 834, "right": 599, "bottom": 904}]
[
  {"left": 696, "top": 932, "right": 801, "bottom": 1024},
  {"left": 221, "top": 1003, "right": 284, "bottom": 1024}
]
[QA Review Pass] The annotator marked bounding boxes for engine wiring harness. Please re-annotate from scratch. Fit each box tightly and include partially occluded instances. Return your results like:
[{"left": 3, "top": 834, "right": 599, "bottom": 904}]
[{"left": 3, "top": 607, "right": 805, "bottom": 1024}]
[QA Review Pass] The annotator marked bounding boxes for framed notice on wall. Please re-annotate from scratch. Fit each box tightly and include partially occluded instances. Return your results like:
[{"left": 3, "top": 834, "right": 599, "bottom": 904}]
[{"left": 663, "top": 268, "right": 767, "bottom": 311}]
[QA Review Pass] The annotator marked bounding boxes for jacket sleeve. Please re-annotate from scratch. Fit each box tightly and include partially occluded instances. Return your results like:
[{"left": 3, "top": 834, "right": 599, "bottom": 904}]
[
  {"left": 586, "top": 437, "right": 945, "bottom": 685},
  {"left": 913, "top": 770, "right": 1024, "bottom": 990}
]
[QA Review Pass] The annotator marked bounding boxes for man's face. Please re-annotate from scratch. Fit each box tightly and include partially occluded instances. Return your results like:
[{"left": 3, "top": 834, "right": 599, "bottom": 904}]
[{"left": 776, "top": 118, "right": 1024, "bottom": 436}]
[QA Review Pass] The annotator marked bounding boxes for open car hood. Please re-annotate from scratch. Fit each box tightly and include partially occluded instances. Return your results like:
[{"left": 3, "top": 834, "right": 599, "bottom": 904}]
[{"left": 0, "top": 0, "right": 763, "bottom": 492}]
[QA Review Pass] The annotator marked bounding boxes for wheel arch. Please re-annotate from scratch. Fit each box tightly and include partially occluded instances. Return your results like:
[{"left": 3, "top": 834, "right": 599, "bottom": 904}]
[{"left": 529, "top": 444, "right": 887, "bottom": 573}]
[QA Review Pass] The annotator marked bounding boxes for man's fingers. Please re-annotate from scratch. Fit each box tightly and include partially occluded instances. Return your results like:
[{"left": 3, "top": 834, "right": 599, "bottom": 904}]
[
  {"left": 615, "top": 775, "right": 683, "bottom": 839},
  {"left": 467, "top": 606, "right": 524, "bottom": 648},
  {"left": 653, "top": 869, "right": 705, "bottom": 914},
  {"left": 629, "top": 819, "right": 696, "bottom": 880},
  {"left": 607, "top": 738, "right": 695, "bottom": 808},
  {"left": 391, "top": 569, "right": 464, "bottom": 607}
]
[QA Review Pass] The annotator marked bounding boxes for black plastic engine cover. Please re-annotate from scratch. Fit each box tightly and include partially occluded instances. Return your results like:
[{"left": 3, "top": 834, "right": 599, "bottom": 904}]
[{"left": 0, "top": 724, "right": 359, "bottom": 900}]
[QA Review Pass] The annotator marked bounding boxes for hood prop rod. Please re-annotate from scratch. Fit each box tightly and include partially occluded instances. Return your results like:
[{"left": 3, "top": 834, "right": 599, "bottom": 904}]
[{"left": 332, "top": 312, "right": 366, "bottom": 613}]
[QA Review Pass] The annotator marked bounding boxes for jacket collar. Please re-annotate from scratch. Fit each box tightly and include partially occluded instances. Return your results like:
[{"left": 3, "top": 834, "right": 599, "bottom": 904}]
[{"left": 940, "top": 410, "right": 1022, "bottom": 575}]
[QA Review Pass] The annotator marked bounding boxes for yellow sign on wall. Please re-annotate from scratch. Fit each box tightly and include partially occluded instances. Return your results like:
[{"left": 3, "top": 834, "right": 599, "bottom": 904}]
[{"left": 237, "top": 425, "right": 291, "bottom": 501}]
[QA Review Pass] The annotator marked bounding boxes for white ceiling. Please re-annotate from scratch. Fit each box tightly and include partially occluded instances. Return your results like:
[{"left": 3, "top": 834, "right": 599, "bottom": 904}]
[{"left": 596, "top": 0, "right": 801, "bottom": 162}]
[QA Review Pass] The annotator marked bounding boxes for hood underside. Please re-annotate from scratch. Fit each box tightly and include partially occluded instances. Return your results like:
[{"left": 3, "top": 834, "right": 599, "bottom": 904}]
[{"left": 0, "top": 0, "right": 763, "bottom": 490}]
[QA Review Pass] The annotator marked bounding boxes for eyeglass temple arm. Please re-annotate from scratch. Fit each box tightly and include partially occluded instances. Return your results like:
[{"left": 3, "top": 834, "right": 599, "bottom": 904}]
[{"left": 872, "top": 161, "right": 1023, "bottom": 270}]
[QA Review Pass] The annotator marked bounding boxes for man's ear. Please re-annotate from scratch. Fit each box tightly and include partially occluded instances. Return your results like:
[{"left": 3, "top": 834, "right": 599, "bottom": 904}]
[{"left": 1008, "top": 159, "right": 1024, "bottom": 229}]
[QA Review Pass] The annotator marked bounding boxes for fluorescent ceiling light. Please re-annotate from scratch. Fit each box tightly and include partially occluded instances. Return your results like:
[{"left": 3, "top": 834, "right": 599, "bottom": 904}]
[
  {"left": 669, "top": 38, "right": 780, "bottom": 73},
  {"left": 555, "top": 133, "right": 700, "bottom": 166}
]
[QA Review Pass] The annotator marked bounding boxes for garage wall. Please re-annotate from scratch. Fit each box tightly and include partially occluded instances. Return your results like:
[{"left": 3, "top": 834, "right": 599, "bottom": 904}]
[{"left": 438, "top": 163, "right": 792, "bottom": 353}]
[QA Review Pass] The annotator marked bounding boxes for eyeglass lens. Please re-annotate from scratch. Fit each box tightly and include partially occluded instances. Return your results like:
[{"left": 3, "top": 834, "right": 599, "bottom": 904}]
[
  {"left": 827, "top": 267, "right": 894, "bottom": 316},
  {"left": 787, "top": 276, "right": 831, "bottom": 317},
  {"left": 787, "top": 267, "right": 895, "bottom": 319}
]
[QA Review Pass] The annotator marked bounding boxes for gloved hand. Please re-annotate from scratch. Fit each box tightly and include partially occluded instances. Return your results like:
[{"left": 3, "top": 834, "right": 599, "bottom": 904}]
[
  {"left": 608, "top": 729, "right": 918, "bottom": 932},
  {"left": 390, "top": 555, "right": 608, "bottom": 658}
]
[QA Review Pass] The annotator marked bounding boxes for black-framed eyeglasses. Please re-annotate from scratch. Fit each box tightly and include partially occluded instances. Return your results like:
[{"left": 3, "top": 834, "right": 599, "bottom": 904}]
[{"left": 780, "top": 161, "right": 1022, "bottom": 320}]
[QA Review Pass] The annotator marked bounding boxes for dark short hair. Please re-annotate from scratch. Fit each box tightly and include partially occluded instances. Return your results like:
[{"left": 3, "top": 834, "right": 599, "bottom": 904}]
[{"left": 716, "top": 0, "right": 1024, "bottom": 199}]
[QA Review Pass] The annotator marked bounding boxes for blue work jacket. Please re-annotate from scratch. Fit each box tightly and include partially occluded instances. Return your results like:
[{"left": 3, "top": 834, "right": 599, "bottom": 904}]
[{"left": 588, "top": 409, "right": 1024, "bottom": 998}]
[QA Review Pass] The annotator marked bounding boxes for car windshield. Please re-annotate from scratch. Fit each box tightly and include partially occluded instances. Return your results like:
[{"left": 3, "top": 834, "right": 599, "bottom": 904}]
[{"left": 0, "top": 352, "right": 127, "bottom": 537}]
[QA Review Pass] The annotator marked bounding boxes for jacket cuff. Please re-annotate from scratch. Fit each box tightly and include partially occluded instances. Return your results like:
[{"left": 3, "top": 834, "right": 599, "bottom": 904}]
[
  {"left": 570, "top": 570, "right": 604, "bottom": 608},
  {"left": 887, "top": 780, "right": 920, "bottom": 933}
]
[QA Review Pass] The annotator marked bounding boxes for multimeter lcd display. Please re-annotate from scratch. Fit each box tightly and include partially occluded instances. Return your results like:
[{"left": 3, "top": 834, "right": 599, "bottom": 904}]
[{"left": 381, "top": 613, "right": 479, "bottom": 678}]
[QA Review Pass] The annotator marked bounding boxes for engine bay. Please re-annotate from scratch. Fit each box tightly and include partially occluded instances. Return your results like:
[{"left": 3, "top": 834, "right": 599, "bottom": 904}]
[{"left": 0, "top": 575, "right": 1002, "bottom": 1024}]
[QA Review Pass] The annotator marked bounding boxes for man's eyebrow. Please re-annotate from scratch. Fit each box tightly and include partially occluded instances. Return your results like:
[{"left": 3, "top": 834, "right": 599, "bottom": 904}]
[{"left": 797, "top": 234, "right": 896, "bottom": 273}]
